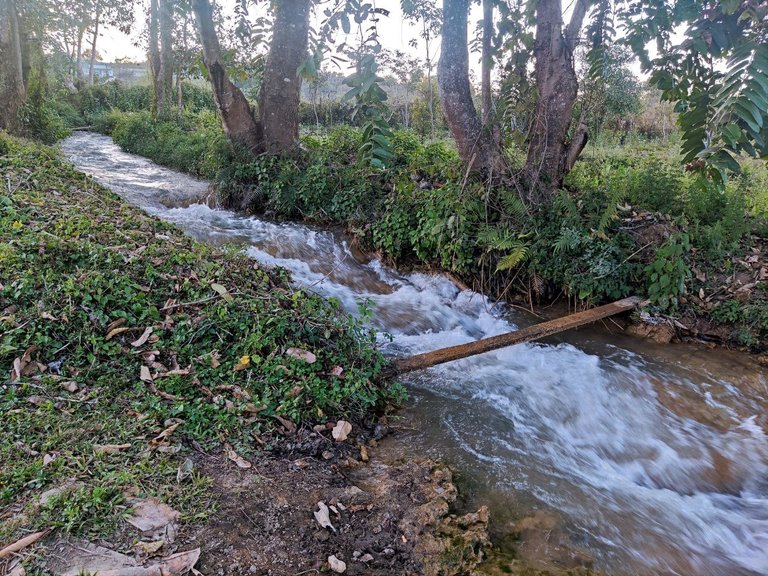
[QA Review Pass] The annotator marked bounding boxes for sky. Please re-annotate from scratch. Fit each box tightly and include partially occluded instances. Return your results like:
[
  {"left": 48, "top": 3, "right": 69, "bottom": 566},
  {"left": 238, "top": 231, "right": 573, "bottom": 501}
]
[{"left": 93, "top": 0, "right": 484, "bottom": 74}]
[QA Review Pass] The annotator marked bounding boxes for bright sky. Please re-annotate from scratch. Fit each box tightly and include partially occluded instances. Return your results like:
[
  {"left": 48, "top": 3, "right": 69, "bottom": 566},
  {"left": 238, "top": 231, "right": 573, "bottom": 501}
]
[{"left": 95, "top": 0, "right": 484, "bottom": 74}]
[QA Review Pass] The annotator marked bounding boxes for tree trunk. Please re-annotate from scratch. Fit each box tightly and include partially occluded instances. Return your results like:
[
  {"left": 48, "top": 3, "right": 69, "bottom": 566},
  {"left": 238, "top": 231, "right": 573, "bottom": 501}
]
[
  {"left": 191, "top": 0, "right": 262, "bottom": 152},
  {"left": 177, "top": 13, "right": 188, "bottom": 115},
  {"left": 88, "top": 4, "right": 101, "bottom": 86},
  {"left": 481, "top": 0, "right": 493, "bottom": 127},
  {"left": 75, "top": 25, "right": 85, "bottom": 83},
  {"left": 259, "top": 0, "right": 311, "bottom": 154},
  {"left": 0, "top": 0, "right": 26, "bottom": 132},
  {"left": 148, "top": 0, "right": 162, "bottom": 115},
  {"left": 522, "top": 0, "right": 588, "bottom": 205},
  {"left": 438, "top": 0, "right": 497, "bottom": 173},
  {"left": 158, "top": 0, "right": 174, "bottom": 117}
]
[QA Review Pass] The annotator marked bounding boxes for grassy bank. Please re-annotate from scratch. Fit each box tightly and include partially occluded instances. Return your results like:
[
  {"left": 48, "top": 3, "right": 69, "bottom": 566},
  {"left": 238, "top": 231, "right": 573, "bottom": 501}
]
[{"left": 0, "top": 132, "right": 404, "bottom": 554}]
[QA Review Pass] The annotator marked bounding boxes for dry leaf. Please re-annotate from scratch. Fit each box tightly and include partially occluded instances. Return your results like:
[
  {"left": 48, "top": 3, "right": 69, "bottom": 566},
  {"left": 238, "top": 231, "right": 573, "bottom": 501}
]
[
  {"left": 43, "top": 453, "right": 56, "bottom": 466},
  {"left": 149, "top": 421, "right": 182, "bottom": 448},
  {"left": 60, "top": 381, "right": 79, "bottom": 393},
  {"left": 330, "top": 366, "right": 344, "bottom": 377},
  {"left": 314, "top": 501, "right": 336, "bottom": 532},
  {"left": 285, "top": 347, "right": 317, "bottom": 364},
  {"left": 93, "top": 443, "right": 131, "bottom": 455},
  {"left": 332, "top": 420, "right": 352, "bottom": 442},
  {"left": 224, "top": 443, "right": 252, "bottom": 469},
  {"left": 211, "top": 283, "right": 233, "bottom": 303},
  {"left": 41, "top": 311, "right": 57, "bottom": 321},
  {"left": 176, "top": 458, "right": 194, "bottom": 483},
  {"left": 130, "top": 327, "right": 153, "bottom": 348},
  {"left": 274, "top": 415, "right": 296, "bottom": 433},
  {"left": 328, "top": 555, "right": 346, "bottom": 573},
  {"left": 106, "top": 317, "right": 127, "bottom": 333},
  {"left": 105, "top": 326, "right": 132, "bottom": 341},
  {"left": 209, "top": 351, "right": 221, "bottom": 368},
  {"left": 135, "top": 540, "right": 164, "bottom": 556},
  {"left": 125, "top": 498, "right": 180, "bottom": 532},
  {"left": 0, "top": 529, "right": 50, "bottom": 559},
  {"left": 139, "top": 365, "right": 153, "bottom": 383}
]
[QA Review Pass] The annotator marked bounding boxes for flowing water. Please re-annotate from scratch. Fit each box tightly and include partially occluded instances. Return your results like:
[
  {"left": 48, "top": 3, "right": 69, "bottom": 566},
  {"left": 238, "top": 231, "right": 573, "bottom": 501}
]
[{"left": 61, "top": 132, "right": 768, "bottom": 576}]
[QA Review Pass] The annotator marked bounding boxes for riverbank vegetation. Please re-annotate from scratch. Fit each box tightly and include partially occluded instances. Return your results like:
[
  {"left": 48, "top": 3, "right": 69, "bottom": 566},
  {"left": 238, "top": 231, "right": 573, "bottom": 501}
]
[
  {"left": 2, "top": 0, "right": 765, "bottom": 350},
  {"left": 0, "top": 132, "right": 405, "bottom": 559}
]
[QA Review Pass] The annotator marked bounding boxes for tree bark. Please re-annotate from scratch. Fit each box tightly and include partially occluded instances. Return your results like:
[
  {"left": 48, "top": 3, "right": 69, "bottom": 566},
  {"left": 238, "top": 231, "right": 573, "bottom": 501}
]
[
  {"left": 481, "top": 0, "right": 493, "bottom": 127},
  {"left": 158, "top": 0, "right": 174, "bottom": 117},
  {"left": 259, "top": 0, "right": 311, "bottom": 154},
  {"left": 75, "top": 24, "right": 85, "bottom": 83},
  {"left": 522, "top": 0, "right": 588, "bottom": 205},
  {"left": 0, "top": 0, "right": 26, "bottom": 132},
  {"left": 438, "top": 0, "right": 498, "bottom": 173},
  {"left": 191, "top": 0, "right": 262, "bottom": 152},
  {"left": 148, "top": 0, "right": 162, "bottom": 115},
  {"left": 88, "top": 4, "right": 101, "bottom": 86},
  {"left": 388, "top": 296, "right": 643, "bottom": 375}
]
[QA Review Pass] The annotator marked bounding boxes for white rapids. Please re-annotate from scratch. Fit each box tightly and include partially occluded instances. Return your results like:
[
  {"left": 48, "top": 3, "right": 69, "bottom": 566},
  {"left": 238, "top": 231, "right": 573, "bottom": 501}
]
[{"left": 62, "top": 132, "right": 768, "bottom": 576}]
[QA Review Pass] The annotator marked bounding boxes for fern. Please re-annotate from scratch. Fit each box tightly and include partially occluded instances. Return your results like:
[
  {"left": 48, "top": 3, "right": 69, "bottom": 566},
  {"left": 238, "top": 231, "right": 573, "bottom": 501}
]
[
  {"left": 496, "top": 243, "right": 528, "bottom": 272},
  {"left": 554, "top": 226, "right": 584, "bottom": 254}
]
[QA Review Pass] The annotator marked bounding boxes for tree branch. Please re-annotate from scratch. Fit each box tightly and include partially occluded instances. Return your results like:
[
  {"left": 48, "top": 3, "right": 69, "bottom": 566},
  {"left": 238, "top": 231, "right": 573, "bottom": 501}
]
[{"left": 565, "top": 0, "right": 590, "bottom": 51}]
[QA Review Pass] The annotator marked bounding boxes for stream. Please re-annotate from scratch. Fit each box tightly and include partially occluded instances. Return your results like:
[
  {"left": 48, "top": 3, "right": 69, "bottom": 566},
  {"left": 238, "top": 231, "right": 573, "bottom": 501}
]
[{"left": 61, "top": 132, "right": 768, "bottom": 576}]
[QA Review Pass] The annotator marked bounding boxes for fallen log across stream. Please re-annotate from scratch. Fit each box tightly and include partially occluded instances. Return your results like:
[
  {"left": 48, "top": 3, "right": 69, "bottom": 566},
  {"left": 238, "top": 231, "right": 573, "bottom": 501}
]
[{"left": 388, "top": 296, "right": 645, "bottom": 376}]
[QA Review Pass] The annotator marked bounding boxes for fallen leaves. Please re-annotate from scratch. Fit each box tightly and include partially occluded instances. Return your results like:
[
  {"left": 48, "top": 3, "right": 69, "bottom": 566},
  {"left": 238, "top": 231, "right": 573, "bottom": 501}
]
[
  {"left": 285, "top": 347, "right": 317, "bottom": 364},
  {"left": 314, "top": 501, "right": 336, "bottom": 533},
  {"left": 125, "top": 498, "right": 180, "bottom": 533},
  {"left": 224, "top": 443, "right": 252, "bottom": 469},
  {"left": 48, "top": 539, "right": 200, "bottom": 576},
  {"left": 210, "top": 282, "right": 233, "bottom": 303},
  {"left": 10, "top": 346, "right": 37, "bottom": 381},
  {"left": 332, "top": 420, "right": 352, "bottom": 442},
  {"left": 130, "top": 327, "right": 154, "bottom": 348},
  {"left": 93, "top": 443, "right": 132, "bottom": 455},
  {"left": 0, "top": 529, "right": 50, "bottom": 559}
]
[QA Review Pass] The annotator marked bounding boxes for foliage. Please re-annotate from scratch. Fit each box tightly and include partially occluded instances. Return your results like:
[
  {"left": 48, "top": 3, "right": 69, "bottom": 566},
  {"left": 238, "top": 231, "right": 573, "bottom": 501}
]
[
  {"left": 622, "top": 0, "right": 768, "bottom": 184},
  {"left": 644, "top": 234, "right": 692, "bottom": 310},
  {"left": 0, "top": 135, "right": 405, "bottom": 545}
]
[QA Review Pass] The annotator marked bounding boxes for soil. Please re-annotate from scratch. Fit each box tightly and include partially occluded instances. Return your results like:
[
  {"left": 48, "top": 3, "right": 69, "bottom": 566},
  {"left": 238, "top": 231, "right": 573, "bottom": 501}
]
[{"left": 35, "top": 429, "right": 490, "bottom": 576}]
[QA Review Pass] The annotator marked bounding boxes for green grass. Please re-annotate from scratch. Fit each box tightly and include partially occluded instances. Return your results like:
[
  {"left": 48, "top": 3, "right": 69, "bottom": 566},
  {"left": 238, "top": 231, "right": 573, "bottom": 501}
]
[{"left": 0, "top": 132, "right": 404, "bottom": 549}]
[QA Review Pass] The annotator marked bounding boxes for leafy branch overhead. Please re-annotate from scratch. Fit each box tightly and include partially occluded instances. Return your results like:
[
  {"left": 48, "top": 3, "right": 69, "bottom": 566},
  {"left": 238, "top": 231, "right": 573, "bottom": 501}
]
[{"left": 623, "top": 0, "right": 768, "bottom": 183}]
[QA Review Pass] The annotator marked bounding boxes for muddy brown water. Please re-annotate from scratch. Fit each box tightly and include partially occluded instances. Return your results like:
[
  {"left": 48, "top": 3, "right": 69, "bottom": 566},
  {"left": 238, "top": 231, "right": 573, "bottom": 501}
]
[{"left": 61, "top": 132, "right": 768, "bottom": 576}]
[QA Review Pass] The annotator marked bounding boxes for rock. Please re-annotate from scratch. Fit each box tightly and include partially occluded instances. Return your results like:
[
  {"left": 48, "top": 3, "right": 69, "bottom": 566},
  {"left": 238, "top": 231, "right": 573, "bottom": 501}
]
[
  {"left": 328, "top": 555, "right": 346, "bottom": 573},
  {"left": 626, "top": 320, "right": 676, "bottom": 343}
]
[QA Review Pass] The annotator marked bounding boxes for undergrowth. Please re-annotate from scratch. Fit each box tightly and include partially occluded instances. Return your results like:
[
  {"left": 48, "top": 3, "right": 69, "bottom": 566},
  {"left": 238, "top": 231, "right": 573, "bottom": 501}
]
[
  {"left": 0, "top": 132, "right": 404, "bottom": 548},
  {"left": 52, "top": 86, "right": 768, "bottom": 349}
]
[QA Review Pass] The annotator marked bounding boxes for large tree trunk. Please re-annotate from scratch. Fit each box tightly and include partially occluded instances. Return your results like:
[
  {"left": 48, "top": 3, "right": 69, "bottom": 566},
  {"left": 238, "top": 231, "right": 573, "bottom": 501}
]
[
  {"left": 481, "top": 0, "right": 493, "bottom": 127},
  {"left": 438, "top": 0, "right": 497, "bottom": 173},
  {"left": 149, "top": 0, "right": 162, "bottom": 115},
  {"left": 191, "top": 0, "right": 262, "bottom": 152},
  {"left": 75, "top": 25, "right": 85, "bottom": 83},
  {"left": 259, "top": 0, "right": 311, "bottom": 154},
  {"left": 88, "top": 4, "right": 101, "bottom": 86},
  {"left": 158, "top": 0, "right": 174, "bottom": 117},
  {"left": 0, "top": 0, "right": 26, "bottom": 132},
  {"left": 522, "top": 0, "right": 588, "bottom": 205}
]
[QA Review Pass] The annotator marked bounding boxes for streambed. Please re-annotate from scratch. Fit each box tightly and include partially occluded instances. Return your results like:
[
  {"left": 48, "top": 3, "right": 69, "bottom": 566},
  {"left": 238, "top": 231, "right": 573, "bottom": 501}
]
[{"left": 61, "top": 132, "right": 768, "bottom": 576}]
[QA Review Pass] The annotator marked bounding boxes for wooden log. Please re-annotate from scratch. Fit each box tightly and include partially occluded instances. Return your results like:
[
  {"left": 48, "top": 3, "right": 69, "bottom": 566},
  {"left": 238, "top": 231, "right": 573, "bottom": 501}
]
[{"left": 389, "top": 296, "right": 644, "bottom": 375}]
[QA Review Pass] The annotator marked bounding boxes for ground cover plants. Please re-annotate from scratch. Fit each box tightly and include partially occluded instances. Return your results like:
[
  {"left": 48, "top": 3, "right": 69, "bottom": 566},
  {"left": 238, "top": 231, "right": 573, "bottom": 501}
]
[{"left": 0, "top": 132, "right": 405, "bottom": 568}]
